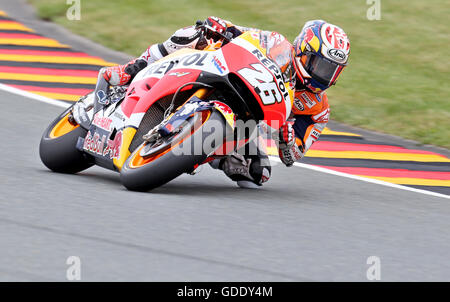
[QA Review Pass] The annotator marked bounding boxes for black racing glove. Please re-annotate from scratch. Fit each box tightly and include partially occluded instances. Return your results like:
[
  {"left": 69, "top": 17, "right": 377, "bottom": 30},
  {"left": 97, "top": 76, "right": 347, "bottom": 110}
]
[{"left": 124, "top": 59, "right": 148, "bottom": 78}]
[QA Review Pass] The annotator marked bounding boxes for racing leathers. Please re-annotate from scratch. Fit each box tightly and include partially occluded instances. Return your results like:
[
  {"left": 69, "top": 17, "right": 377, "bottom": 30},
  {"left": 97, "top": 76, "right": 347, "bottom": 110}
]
[
  {"left": 99, "top": 16, "right": 329, "bottom": 187},
  {"left": 280, "top": 88, "right": 329, "bottom": 166}
]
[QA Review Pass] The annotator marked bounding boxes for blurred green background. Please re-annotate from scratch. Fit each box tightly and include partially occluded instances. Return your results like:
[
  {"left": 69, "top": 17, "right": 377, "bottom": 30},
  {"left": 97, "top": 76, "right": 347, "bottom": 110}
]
[{"left": 29, "top": 0, "right": 450, "bottom": 148}]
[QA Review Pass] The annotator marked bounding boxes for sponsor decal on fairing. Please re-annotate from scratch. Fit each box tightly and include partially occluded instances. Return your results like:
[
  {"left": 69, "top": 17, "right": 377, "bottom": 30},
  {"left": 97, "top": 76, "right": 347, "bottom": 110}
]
[
  {"left": 83, "top": 130, "right": 122, "bottom": 159},
  {"left": 92, "top": 116, "right": 113, "bottom": 131},
  {"left": 211, "top": 56, "right": 227, "bottom": 74},
  {"left": 168, "top": 71, "right": 191, "bottom": 77},
  {"left": 133, "top": 49, "right": 229, "bottom": 82}
]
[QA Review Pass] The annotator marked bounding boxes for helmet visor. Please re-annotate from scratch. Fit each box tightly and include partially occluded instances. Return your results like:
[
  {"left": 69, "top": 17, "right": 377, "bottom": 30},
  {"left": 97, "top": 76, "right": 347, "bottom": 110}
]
[{"left": 297, "top": 52, "right": 344, "bottom": 86}]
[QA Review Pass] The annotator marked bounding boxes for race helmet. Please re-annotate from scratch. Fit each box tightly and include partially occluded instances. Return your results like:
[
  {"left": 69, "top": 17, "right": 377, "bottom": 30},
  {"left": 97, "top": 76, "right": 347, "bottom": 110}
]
[{"left": 292, "top": 20, "right": 350, "bottom": 93}]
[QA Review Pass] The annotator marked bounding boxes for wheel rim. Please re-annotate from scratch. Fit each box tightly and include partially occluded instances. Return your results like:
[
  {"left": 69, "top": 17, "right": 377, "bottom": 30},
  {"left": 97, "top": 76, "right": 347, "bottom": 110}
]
[
  {"left": 49, "top": 112, "right": 79, "bottom": 138},
  {"left": 128, "top": 110, "right": 211, "bottom": 169}
]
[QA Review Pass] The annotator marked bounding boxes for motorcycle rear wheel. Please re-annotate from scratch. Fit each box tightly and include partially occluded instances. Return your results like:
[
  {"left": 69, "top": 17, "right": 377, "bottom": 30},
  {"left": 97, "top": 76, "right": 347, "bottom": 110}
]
[{"left": 39, "top": 106, "right": 93, "bottom": 174}]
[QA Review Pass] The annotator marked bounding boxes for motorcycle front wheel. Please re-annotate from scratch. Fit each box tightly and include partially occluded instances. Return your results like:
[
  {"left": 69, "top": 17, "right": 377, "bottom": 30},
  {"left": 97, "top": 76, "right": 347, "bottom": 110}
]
[{"left": 120, "top": 110, "right": 227, "bottom": 191}]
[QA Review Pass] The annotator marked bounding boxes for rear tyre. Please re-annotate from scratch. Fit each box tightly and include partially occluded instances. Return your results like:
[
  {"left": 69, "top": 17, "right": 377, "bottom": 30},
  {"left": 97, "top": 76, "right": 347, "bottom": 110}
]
[
  {"left": 39, "top": 106, "right": 93, "bottom": 174},
  {"left": 120, "top": 110, "right": 228, "bottom": 191}
]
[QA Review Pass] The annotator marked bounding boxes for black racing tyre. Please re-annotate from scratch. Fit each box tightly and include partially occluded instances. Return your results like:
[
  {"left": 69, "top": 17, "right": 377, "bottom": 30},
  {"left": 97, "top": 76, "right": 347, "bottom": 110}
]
[
  {"left": 120, "top": 110, "right": 228, "bottom": 191},
  {"left": 39, "top": 106, "right": 93, "bottom": 174}
]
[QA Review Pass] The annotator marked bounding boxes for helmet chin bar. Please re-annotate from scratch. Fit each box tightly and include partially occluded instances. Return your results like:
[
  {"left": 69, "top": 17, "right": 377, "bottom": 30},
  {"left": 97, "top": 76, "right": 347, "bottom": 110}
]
[
  {"left": 292, "top": 50, "right": 336, "bottom": 93},
  {"left": 295, "top": 76, "right": 317, "bottom": 93},
  {"left": 292, "top": 54, "right": 311, "bottom": 88},
  {"left": 295, "top": 56, "right": 312, "bottom": 80}
]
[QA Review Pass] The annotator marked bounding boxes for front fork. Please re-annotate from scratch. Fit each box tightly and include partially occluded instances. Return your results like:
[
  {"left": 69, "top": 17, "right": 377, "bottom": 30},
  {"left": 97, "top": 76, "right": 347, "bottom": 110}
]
[{"left": 143, "top": 88, "right": 215, "bottom": 142}]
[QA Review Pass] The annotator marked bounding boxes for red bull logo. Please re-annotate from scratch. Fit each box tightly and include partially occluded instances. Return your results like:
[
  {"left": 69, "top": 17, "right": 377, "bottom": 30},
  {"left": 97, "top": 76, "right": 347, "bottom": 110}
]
[
  {"left": 83, "top": 131, "right": 106, "bottom": 156},
  {"left": 103, "top": 131, "right": 122, "bottom": 159},
  {"left": 83, "top": 130, "right": 122, "bottom": 159},
  {"left": 304, "top": 27, "right": 315, "bottom": 45}
]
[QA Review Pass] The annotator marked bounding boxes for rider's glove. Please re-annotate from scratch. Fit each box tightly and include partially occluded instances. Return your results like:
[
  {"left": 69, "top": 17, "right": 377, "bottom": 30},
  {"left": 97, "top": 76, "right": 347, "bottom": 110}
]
[
  {"left": 203, "top": 16, "right": 228, "bottom": 42},
  {"left": 124, "top": 59, "right": 148, "bottom": 78},
  {"left": 277, "top": 119, "right": 304, "bottom": 167},
  {"left": 102, "top": 59, "right": 147, "bottom": 86}
]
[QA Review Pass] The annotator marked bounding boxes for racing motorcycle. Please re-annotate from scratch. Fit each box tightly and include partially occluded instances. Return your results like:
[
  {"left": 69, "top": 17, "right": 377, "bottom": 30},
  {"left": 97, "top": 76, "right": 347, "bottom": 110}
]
[{"left": 39, "top": 30, "right": 294, "bottom": 191}]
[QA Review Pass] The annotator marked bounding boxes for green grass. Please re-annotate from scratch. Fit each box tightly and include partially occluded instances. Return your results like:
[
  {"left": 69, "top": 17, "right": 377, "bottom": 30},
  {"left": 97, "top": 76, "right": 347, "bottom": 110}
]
[{"left": 28, "top": 0, "right": 450, "bottom": 148}]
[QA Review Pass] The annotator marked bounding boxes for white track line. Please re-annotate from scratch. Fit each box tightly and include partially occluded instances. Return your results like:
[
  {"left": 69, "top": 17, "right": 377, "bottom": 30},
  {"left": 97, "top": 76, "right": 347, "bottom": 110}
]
[
  {"left": 0, "top": 83, "right": 70, "bottom": 108},
  {"left": 0, "top": 83, "right": 448, "bottom": 199}
]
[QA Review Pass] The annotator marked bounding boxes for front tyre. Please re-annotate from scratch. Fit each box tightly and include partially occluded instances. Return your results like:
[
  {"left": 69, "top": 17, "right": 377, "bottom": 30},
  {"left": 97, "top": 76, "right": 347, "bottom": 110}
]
[
  {"left": 39, "top": 106, "right": 93, "bottom": 173},
  {"left": 120, "top": 110, "right": 228, "bottom": 191}
]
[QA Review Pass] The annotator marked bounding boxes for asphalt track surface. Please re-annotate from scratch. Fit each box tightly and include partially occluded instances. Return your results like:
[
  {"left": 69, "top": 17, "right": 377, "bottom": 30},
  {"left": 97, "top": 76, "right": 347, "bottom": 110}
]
[{"left": 1, "top": 89, "right": 450, "bottom": 281}]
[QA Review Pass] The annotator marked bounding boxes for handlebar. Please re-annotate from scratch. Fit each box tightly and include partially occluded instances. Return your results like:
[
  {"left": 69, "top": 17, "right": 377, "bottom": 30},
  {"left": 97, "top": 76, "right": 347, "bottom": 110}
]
[{"left": 195, "top": 20, "right": 233, "bottom": 43}]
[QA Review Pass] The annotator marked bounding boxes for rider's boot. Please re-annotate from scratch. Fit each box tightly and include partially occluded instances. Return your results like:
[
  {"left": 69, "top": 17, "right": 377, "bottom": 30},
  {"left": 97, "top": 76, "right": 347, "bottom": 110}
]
[
  {"left": 209, "top": 148, "right": 271, "bottom": 189},
  {"left": 71, "top": 70, "right": 110, "bottom": 127}
]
